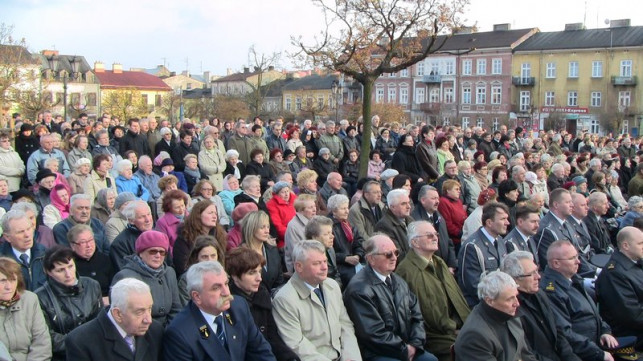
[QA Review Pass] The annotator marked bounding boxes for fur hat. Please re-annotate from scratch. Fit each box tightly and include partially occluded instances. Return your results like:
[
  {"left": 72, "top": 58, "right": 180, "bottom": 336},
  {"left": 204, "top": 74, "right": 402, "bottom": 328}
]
[
  {"left": 135, "top": 230, "right": 170, "bottom": 254},
  {"left": 231, "top": 202, "right": 258, "bottom": 223}
]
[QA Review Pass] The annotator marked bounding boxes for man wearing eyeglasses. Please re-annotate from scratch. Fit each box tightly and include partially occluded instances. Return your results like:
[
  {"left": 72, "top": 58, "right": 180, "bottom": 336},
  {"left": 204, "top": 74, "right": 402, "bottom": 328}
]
[
  {"left": 501, "top": 251, "right": 581, "bottom": 361},
  {"left": 540, "top": 240, "right": 619, "bottom": 361},
  {"left": 344, "top": 234, "right": 438, "bottom": 361},
  {"left": 397, "top": 221, "right": 470, "bottom": 361}
]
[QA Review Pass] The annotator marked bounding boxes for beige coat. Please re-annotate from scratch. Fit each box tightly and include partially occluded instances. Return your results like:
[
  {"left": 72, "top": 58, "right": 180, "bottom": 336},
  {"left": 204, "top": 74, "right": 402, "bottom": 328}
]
[
  {"left": 198, "top": 140, "right": 226, "bottom": 191},
  {"left": 105, "top": 209, "right": 128, "bottom": 244},
  {"left": 272, "top": 273, "right": 362, "bottom": 361},
  {"left": 67, "top": 171, "right": 89, "bottom": 195},
  {"left": 0, "top": 291, "right": 52, "bottom": 361},
  {"left": 0, "top": 146, "right": 25, "bottom": 192},
  {"left": 83, "top": 170, "right": 116, "bottom": 203}
]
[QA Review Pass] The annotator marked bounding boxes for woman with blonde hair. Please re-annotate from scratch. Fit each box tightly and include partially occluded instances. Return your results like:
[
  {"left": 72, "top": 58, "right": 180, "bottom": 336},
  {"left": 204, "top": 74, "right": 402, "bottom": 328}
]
[
  {"left": 0, "top": 131, "right": 25, "bottom": 192},
  {"left": 241, "top": 210, "right": 284, "bottom": 292}
]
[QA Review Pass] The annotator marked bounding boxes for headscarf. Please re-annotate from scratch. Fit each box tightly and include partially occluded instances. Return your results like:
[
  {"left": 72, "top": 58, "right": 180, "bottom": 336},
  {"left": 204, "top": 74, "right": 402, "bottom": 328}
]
[{"left": 50, "top": 183, "right": 71, "bottom": 219}]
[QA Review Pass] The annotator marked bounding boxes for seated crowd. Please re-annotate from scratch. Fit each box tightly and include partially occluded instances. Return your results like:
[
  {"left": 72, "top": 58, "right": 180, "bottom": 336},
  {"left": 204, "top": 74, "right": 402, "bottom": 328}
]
[{"left": 0, "top": 111, "right": 642, "bottom": 361}]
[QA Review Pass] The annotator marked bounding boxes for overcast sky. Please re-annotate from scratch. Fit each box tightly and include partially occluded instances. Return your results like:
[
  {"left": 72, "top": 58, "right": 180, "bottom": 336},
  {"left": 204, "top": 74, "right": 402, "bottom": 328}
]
[{"left": 2, "top": 0, "right": 640, "bottom": 76}]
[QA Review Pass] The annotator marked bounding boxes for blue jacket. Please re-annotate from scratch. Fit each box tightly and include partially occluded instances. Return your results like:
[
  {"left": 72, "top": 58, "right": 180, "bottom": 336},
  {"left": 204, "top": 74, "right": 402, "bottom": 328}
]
[
  {"left": 134, "top": 169, "right": 161, "bottom": 201},
  {"left": 116, "top": 175, "right": 150, "bottom": 202},
  {"left": 163, "top": 298, "right": 277, "bottom": 361},
  {"left": 0, "top": 241, "right": 47, "bottom": 291}
]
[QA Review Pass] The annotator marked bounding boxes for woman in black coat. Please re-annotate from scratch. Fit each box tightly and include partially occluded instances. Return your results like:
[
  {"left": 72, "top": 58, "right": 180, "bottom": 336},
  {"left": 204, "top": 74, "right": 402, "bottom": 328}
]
[
  {"left": 227, "top": 247, "right": 300, "bottom": 361},
  {"left": 392, "top": 134, "right": 424, "bottom": 184},
  {"left": 244, "top": 149, "right": 276, "bottom": 194}
]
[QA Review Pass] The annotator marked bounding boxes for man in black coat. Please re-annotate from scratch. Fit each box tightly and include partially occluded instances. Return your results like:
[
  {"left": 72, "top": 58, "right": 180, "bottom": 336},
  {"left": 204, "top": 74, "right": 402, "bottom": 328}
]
[
  {"left": 119, "top": 118, "right": 150, "bottom": 158},
  {"left": 154, "top": 127, "right": 175, "bottom": 157},
  {"left": 502, "top": 251, "right": 581, "bottom": 361},
  {"left": 344, "top": 235, "right": 438, "bottom": 361},
  {"left": 109, "top": 201, "right": 154, "bottom": 271},
  {"left": 171, "top": 131, "right": 198, "bottom": 172},
  {"left": 596, "top": 227, "right": 643, "bottom": 351},
  {"left": 584, "top": 192, "right": 615, "bottom": 254},
  {"left": 65, "top": 278, "right": 164, "bottom": 361},
  {"left": 503, "top": 205, "right": 540, "bottom": 262}
]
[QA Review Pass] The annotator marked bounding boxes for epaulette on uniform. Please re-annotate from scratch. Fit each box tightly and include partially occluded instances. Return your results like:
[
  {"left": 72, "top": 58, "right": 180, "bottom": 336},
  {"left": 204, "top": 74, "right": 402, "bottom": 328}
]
[
  {"left": 545, "top": 281, "right": 555, "bottom": 292},
  {"left": 606, "top": 263, "right": 616, "bottom": 270}
]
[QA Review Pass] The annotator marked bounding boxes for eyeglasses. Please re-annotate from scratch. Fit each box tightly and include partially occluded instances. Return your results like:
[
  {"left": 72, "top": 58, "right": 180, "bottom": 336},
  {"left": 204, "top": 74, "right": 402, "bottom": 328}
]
[
  {"left": 414, "top": 232, "right": 439, "bottom": 240},
  {"left": 146, "top": 249, "right": 167, "bottom": 256},
  {"left": 72, "top": 240, "right": 94, "bottom": 246},
  {"left": 555, "top": 255, "right": 580, "bottom": 261},
  {"left": 515, "top": 270, "right": 539, "bottom": 278},
  {"left": 373, "top": 250, "right": 400, "bottom": 259}
]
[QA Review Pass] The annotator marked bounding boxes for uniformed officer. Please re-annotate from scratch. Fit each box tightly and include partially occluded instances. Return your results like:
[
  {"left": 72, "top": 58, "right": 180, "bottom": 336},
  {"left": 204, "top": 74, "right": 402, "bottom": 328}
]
[
  {"left": 596, "top": 227, "right": 643, "bottom": 351},
  {"left": 457, "top": 201, "right": 509, "bottom": 307},
  {"left": 504, "top": 205, "right": 539, "bottom": 261},
  {"left": 540, "top": 240, "right": 618, "bottom": 361}
]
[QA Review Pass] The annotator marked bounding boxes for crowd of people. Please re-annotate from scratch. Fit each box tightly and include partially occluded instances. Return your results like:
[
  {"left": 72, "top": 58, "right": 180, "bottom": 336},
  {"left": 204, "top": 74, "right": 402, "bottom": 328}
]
[{"left": 0, "top": 109, "right": 642, "bottom": 361}]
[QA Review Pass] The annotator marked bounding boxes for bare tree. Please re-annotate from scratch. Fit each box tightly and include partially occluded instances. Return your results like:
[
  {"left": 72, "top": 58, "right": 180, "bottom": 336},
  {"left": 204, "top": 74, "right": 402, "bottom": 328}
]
[
  {"left": 292, "top": 0, "right": 468, "bottom": 176},
  {"left": 245, "top": 45, "right": 281, "bottom": 116}
]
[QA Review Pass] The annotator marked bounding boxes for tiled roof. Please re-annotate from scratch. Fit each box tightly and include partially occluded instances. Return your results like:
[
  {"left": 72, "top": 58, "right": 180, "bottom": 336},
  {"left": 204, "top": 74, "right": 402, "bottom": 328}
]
[
  {"left": 514, "top": 26, "right": 643, "bottom": 51},
  {"left": 95, "top": 70, "right": 172, "bottom": 91},
  {"left": 0, "top": 45, "right": 38, "bottom": 65}
]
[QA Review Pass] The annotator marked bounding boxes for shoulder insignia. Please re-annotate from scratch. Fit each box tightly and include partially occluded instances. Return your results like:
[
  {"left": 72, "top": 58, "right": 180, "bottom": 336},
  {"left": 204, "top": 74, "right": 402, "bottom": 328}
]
[
  {"left": 545, "top": 282, "right": 555, "bottom": 292},
  {"left": 607, "top": 263, "right": 615, "bottom": 270}
]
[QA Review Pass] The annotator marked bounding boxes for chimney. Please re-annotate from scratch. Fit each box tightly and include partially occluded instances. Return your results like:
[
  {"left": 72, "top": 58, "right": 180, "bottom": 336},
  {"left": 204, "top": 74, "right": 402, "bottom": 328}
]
[
  {"left": 564, "top": 23, "right": 584, "bottom": 31},
  {"left": 243, "top": 67, "right": 250, "bottom": 73},
  {"left": 181, "top": 70, "right": 189, "bottom": 77},
  {"left": 203, "top": 71, "right": 210, "bottom": 84},
  {"left": 493, "top": 23, "right": 511, "bottom": 31},
  {"left": 268, "top": 66, "right": 274, "bottom": 71},
  {"left": 41, "top": 50, "right": 59, "bottom": 57},
  {"left": 610, "top": 19, "right": 631, "bottom": 28},
  {"left": 227, "top": 68, "right": 233, "bottom": 76},
  {"left": 112, "top": 63, "right": 123, "bottom": 74},
  {"left": 94, "top": 61, "right": 105, "bottom": 73}
]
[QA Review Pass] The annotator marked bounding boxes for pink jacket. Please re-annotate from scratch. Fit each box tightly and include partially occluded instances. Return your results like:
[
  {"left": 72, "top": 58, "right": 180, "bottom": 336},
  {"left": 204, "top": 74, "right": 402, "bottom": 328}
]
[
  {"left": 226, "top": 225, "right": 242, "bottom": 251},
  {"left": 155, "top": 212, "right": 182, "bottom": 250}
]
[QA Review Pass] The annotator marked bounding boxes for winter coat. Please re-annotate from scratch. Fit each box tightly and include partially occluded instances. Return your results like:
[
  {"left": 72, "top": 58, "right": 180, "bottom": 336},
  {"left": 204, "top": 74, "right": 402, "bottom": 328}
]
[
  {"left": 67, "top": 171, "right": 89, "bottom": 195},
  {"left": 438, "top": 195, "right": 466, "bottom": 246},
  {"left": 198, "top": 144, "right": 226, "bottom": 191},
  {"left": 66, "top": 148, "right": 92, "bottom": 171},
  {"left": 119, "top": 131, "right": 149, "bottom": 158},
  {"left": 15, "top": 133, "right": 39, "bottom": 164},
  {"left": 265, "top": 193, "right": 297, "bottom": 248},
  {"left": 0, "top": 291, "right": 52, "bottom": 361},
  {"left": 0, "top": 241, "right": 47, "bottom": 291},
  {"left": 220, "top": 189, "right": 243, "bottom": 217},
  {"left": 392, "top": 145, "right": 424, "bottom": 183},
  {"left": 171, "top": 142, "right": 198, "bottom": 172},
  {"left": 317, "top": 134, "right": 344, "bottom": 162},
  {"left": 115, "top": 175, "right": 150, "bottom": 202},
  {"left": 416, "top": 141, "right": 440, "bottom": 180},
  {"left": 0, "top": 146, "right": 25, "bottom": 192},
  {"left": 155, "top": 212, "right": 182, "bottom": 250},
  {"left": 26, "top": 148, "right": 71, "bottom": 184},
  {"left": 330, "top": 215, "right": 365, "bottom": 286},
  {"left": 312, "top": 157, "right": 337, "bottom": 187},
  {"left": 83, "top": 170, "right": 116, "bottom": 204},
  {"left": 367, "top": 160, "right": 385, "bottom": 180},
  {"left": 104, "top": 209, "right": 128, "bottom": 244},
  {"left": 245, "top": 161, "right": 276, "bottom": 194}
]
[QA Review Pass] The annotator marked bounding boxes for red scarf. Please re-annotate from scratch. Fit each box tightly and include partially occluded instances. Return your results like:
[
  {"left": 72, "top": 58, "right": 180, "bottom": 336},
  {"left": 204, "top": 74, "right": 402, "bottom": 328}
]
[{"left": 340, "top": 220, "right": 353, "bottom": 243}]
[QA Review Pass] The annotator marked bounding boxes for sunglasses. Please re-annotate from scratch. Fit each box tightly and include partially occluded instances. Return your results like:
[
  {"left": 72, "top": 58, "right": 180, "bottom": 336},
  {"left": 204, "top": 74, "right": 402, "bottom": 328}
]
[
  {"left": 373, "top": 250, "right": 400, "bottom": 259},
  {"left": 146, "top": 249, "right": 167, "bottom": 256}
]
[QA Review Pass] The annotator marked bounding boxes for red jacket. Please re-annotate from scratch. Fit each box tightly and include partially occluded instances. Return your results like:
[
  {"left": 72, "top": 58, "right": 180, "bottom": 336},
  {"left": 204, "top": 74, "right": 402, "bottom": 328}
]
[
  {"left": 265, "top": 192, "right": 297, "bottom": 248},
  {"left": 438, "top": 195, "right": 467, "bottom": 245}
]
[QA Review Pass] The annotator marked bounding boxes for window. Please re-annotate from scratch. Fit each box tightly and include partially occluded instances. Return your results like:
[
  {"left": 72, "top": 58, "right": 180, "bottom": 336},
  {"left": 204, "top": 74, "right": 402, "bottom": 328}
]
[
  {"left": 476, "top": 85, "right": 486, "bottom": 104},
  {"left": 430, "top": 62, "right": 439, "bottom": 75},
  {"left": 376, "top": 87, "right": 384, "bottom": 103},
  {"left": 306, "top": 96, "right": 314, "bottom": 108},
  {"left": 492, "top": 118, "right": 499, "bottom": 131},
  {"left": 400, "top": 87, "right": 409, "bottom": 103},
  {"left": 477, "top": 117, "right": 484, "bottom": 128},
  {"left": 443, "top": 117, "right": 451, "bottom": 126},
  {"left": 417, "top": 62, "right": 425, "bottom": 76},
  {"left": 463, "top": 60, "right": 472, "bottom": 75},
  {"left": 590, "top": 92, "right": 601, "bottom": 107},
  {"left": 429, "top": 88, "right": 440, "bottom": 103},
  {"left": 444, "top": 88, "right": 454, "bottom": 103},
  {"left": 492, "top": 59, "right": 502, "bottom": 74},
  {"left": 445, "top": 62, "right": 455, "bottom": 75},
  {"left": 621, "top": 119, "right": 629, "bottom": 134},
  {"left": 477, "top": 59, "right": 487, "bottom": 75},
  {"left": 141, "top": 94, "right": 148, "bottom": 104},
  {"left": 619, "top": 91, "right": 631, "bottom": 107},
  {"left": 520, "top": 91, "right": 530, "bottom": 112},
  {"left": 415, "top": 88, "right": 425, "bottom": 104},
  {"left": 317, "top": 96, "right": 324, "bottom": 110},
  {"left": 546, "top": 62, "right": 556, "bottom": 78},
  {"left": 155, "top": 94, "right": 162, "bottom": 107},
  {"left": 462, "top": 117, "right": 470, "bottom": 129},
  {"left": 568, "top": 61, "right": 579, "bottom": 78},
  {"left": 87, "top": 93, "right": 97, "bottom": 106},
  {"left": 567, "top": 91, "right": 578, "bottom": 106},
  {"left": 389, "top": 72, "right": 396, "bottom": 78},
  {"left": 592, "top": 61, "right": 603, "bottom": 78},
  {"left": 295, "top": 97, "right": 302, "bottom": 110},
  {"left": 285, "top": 97, "right": 291, "bottom": 111},
  {"left": 491, "top": 85, "right": 501, "bottom": 105},
  {"left": 521, "top": 63, "right": 531, "bottom": 79},
  {"left": 388, "top": 88, "right": 396, "bottom": 103},
  {"left": 401, "top": 69, "right": 409, "bottom": 77},
  {"left": 328, "top": 95, "right": 335, "bottom": 109},
  {"left": 620, "top": 60, "right": 632, "bottom": 76},
  {"left": 545, "top": 91, "right": 555, "bottom": 106},
  {"left": 462, "top": 87, "right": 471, "bottom": 104}
]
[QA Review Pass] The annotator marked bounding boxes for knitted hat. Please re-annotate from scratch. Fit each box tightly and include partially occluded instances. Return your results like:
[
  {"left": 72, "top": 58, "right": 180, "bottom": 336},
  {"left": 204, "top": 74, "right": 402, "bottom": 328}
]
[
  {"left": 563, "top": 181, "right": 576, "bottom": 190},
  {"left": 114, "top": 192, "right": 136, "bottom": 210},
  {"left": 283, "top": 149, "right": 295, "bottom": 158},
  {"left": 231, "top": 202, "right": 258, "bottom": 223},
  {"left": 318, "top": 147, "right": 330, "bottom": 156},
  {"left": 272, "top": 181, "right": 291, "bottom": 194},
  {"left": 35, "top": 169, "right": 57, "bottom": 184},
  {"left": 477, "top": 188, "right": 496, "bottom": 205},
  {"left": 160, "top": 158, "right": 174, "bottom": 167},
  {"left": 135, "top": 230, "right": 170, "bottom": 254},
  {"left": 572, "top": 176, "right": 587, "bottom": 186},
  {"left": 474, "top": 150, "right": 485, "bottom": 160},
  {"left": 380, "top": 169, "right": 399, "bottom": 181},
  {"left": 75, "top": 157, "right": 91, "bottom": 168}
]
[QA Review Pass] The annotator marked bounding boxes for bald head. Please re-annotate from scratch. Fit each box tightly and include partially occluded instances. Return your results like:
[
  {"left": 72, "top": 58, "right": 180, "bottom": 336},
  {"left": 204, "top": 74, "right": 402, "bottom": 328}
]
[{"left": 616, "top": 226, "right": 643, "bottom": 262}]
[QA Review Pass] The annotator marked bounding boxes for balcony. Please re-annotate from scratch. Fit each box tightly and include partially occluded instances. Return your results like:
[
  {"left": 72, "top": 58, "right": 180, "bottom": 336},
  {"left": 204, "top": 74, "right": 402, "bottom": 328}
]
[
  {"left": 420, "top": 102, "right": 441, "bottom": 113},
  {"left": 611, "top": 76, "right": 637, "bottom": 86},
  {"left": 422, "top": 74, "right": 441, "bottom": 84},
  {"left": 512, "top": 77, "right": 535, "bottom": 86}
]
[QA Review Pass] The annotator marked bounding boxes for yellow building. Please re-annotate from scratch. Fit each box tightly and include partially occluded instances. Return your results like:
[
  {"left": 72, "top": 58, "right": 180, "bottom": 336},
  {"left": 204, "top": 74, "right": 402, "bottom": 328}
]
[
  {"left": 512, "top": 21, "right": 643, "bottom": 135},
  {"left": 281, "top": 74, "right": 341, "bottom": 120}
]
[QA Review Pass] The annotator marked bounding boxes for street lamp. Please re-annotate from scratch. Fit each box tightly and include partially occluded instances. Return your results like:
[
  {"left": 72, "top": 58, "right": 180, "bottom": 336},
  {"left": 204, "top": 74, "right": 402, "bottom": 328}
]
[
  {"left": 47, "top": 55, "right": 80, "bottom": 122},
  {"left": 331, "top": 79, "right": 342, "bottom": 121}
]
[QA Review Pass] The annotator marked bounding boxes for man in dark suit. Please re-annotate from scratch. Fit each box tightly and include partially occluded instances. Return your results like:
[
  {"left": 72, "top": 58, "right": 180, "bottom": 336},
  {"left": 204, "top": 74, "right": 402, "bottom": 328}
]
[
  {"left": 163, "top": 261, "right": 276, "bottom": 361},
  {"left": 535, "top": 189, "right": 577, "bottom": 268},
  {"left": 411, "top": 185, "right": 457, "bottom": 271},
  {"left": 566, "top": 193, "right": 594, "bottom": 260},
  {"left": 503, "top": 205, "right": 540, "bottom": 261},
  {"left": 65, "top": 278, "right": 164, "bottom": 361},
  {"left": 375, "top": 189, "right": 414, "bottom": 261},
  {"left": 584, "top": 192, "right": 615, "bottom": 255}
]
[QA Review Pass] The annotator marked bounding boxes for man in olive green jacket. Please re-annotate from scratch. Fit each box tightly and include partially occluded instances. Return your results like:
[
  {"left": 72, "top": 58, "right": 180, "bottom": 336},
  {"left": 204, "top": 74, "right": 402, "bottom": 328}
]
[{"left": 396, "top": 221, "right": 470, "bottom": 361}]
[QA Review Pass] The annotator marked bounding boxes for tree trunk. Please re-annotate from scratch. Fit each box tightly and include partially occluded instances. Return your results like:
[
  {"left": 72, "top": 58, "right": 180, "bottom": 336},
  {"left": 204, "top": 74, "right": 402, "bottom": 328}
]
[{"left": 358, "top": 78, "right": 375, "bottom": 178}]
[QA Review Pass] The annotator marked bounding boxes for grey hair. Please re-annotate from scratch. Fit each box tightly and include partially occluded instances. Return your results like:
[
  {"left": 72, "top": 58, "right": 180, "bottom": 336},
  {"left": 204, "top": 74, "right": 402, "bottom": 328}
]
[
  {"left": 551, "top": 163, "right": 564, "bottom": 174},
  {"left": 160, "top": 127, "right": 172, "bottom": 136},
  {"left": 241, "top": 175, "right": 260, "bottom": 190},
  {"left": 407, "top": 220, "right": 432, "bottom": 247},
  {"left": 67, "top": 224, "right": 93, "bottom": 244},
  {"left": 110, "top": 278, "right": 151, "bottom": 311},
  {"left": 186, "top": 261, "right": 225, "bottom": 295},
  {"left": 10, "top": 202, "right": 38, "bottom": 216},
  {"left": 327, "top": 194, "right": 349, "bottom": 212},
  {"left": 627, "top": 196, "right": 643, "bottom": 210},
  {"left": 1, "top": 210, "right": 28, "bottom": 234},
  {"left": 225, "top": 149, "right": 240, "bottom": 161},
  {"left": 117, "top": 159, "right": 133, "bottom": 173},
  {"left": 511, "top": 165, "right": 525, "bottom": 175},
  {"left": 292, "top": 239, "right": 326, "bottom": 264},
  {"left": 304, "top": 215, "right": 333, "bottom": 239},
  {"left": 588, "top": 191, "right": 607, "bottom": 207},
  {"left": 540, "top": 153, "right": 552, "bottom": 163},
  {"left": 95, "top": 188, "right": 116, "bottom": 209},
  {"left": 500, "top": 251, "right": 534, "bottom": 278},
  {"left": 122, "top": 200, "right": 150, "bottom": 221},
  {"left": 477, "top": 270, "right": 517, "bottom": 301},
  {"left": 44, "top": 157, "right": 59, "bottom": 168},
  {"left": 387, "top": 189, "right": 408, "bottom": 207},
  {"left": 589, "top": 158, "right": 602, "bottom": 168},
  {"left": 70, "top": 193, "right": 91, "bottom": 208},
  {"left": 418, "top": 185, "right": 438, "bottom": 201},
  {"left": 325, "top": 120, "right": 335, "bottom": 127},
  {"left": 552, "top": 133, "right": 562, "bottom": 142},
  {"left": 138, "top": 155, "right": 152, "bottom": 166}
]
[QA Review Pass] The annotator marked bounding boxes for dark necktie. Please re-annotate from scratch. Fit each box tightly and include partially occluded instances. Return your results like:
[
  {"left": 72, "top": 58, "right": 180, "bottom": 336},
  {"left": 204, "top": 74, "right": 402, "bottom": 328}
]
[
  {"left": 19, "top": 253, "right": 29, "bottom": 267},
  {"left": 385, "top": 276, "right": 394, "bottom": 292},
  {"left": 214, "top": 315, "right": 227, "bottom": 348},
  {"left": 313, "top": 287, "right": 325, "bottom": 307}
]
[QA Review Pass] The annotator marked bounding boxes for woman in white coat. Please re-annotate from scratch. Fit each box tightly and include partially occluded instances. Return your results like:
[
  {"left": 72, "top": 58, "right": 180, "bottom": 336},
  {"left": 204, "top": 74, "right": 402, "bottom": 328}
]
[
  {"left": 0, "top": 131, "right": 25, "bottom": 192},
  {"left": 198, "top": 135, "right": 226, "bottom": 192}
]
